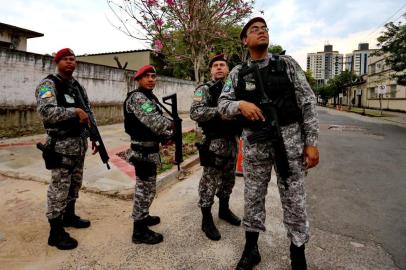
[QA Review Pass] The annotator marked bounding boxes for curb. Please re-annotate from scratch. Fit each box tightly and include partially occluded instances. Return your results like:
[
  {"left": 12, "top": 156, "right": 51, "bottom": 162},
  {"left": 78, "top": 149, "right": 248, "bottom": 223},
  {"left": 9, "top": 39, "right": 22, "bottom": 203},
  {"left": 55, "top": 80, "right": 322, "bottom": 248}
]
[
  {"left": 0, "top": 154, "right": 201, "bottom": 201},
  {"left": 156, "top": 154, "right": 200, "bottom": 193}
]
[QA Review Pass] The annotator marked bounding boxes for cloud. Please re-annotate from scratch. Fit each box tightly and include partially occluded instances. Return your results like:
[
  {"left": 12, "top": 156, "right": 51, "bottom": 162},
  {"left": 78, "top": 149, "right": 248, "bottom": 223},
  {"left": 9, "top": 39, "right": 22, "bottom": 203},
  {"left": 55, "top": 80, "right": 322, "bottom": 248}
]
[
  {"left": 257, "top": 0, "right": 405, "bottom": 69},
  {"left": 289, "top": 28, "right": 383, "bottom": 69},
  {"left": 0, "top": 0, "right": 146, "bottom": 55}
]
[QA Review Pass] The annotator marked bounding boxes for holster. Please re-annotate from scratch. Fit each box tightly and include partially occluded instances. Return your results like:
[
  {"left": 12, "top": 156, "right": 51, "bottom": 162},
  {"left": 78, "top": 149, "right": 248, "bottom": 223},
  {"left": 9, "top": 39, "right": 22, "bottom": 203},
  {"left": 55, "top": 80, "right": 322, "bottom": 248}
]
[
  {"left": 36, "top": 139, "right": 66, "bottom": 170},
  {"left": 195, "top": 140, "right": 227, "bottom": 169}
]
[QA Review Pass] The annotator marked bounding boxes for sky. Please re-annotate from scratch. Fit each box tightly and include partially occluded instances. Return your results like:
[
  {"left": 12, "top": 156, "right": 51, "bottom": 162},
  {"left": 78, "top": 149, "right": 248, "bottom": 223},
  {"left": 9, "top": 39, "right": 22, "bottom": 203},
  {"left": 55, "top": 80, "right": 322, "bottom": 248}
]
[{"left": 0, "top": 0, "right": 405, "bottom": 69}]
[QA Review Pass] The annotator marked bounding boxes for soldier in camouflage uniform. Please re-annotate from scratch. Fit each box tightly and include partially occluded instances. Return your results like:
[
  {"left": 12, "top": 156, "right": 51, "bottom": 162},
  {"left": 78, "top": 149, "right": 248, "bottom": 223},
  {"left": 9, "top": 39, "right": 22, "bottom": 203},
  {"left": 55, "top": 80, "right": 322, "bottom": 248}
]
[
  {"left": 190, "top": 54, "right": 241, "bottom": 241},
  {"left": 35, "top": 48, "right": 97, "bottom": 250},
  {"left": 218, "top": 18, "right": 319, "bottom": 270},
  {"left": 124, "top": 64, "right": 174, "bottom": 245}
]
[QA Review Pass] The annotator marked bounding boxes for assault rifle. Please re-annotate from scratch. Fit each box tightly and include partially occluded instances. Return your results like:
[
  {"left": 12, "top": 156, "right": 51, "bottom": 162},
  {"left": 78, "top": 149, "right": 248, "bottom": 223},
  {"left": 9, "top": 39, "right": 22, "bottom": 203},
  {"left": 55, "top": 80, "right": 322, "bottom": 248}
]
[
  {"left": 239, "top": 64, "right": 291, "bottom": 189},
  {"left": 74, "top": 85, "right": 111, "bottom": 170},
  {"left": 160, "top": 93, "right": 183, "bottom": 170}
]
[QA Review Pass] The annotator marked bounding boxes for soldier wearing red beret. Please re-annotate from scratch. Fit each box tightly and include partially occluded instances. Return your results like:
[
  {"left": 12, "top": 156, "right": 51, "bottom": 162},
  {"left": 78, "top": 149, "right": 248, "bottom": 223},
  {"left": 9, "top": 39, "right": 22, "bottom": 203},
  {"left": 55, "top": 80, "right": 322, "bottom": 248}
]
[
  {"left": 35, "top": 48, "right": 98, "bottom": 250},
  {"left": 123, "top": 64, "right": 174, "bottom": 245}
]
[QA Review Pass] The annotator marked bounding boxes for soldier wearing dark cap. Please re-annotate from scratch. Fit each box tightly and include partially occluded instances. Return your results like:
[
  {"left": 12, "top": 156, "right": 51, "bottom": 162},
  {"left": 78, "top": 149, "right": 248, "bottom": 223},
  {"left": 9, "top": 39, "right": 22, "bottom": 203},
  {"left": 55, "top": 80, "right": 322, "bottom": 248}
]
[
  {"left": 190, "top": 54, "right": 241, "bottom": 241},
  {"left": 124, "top": 64, "right": 174, "bottom": 245},
  {"left": 218, "top": 17, "right": 320, "bottom": 269},
  {"left": 35, "top": 48, "right": 98, "bottom": 250}
]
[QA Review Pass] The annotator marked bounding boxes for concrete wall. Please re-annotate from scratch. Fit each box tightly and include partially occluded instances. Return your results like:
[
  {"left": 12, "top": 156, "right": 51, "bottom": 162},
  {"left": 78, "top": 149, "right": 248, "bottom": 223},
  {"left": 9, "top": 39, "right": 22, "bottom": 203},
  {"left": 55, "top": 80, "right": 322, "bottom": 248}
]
[{"left": 0, "top": 49, "right": 196, "bottom": 138}]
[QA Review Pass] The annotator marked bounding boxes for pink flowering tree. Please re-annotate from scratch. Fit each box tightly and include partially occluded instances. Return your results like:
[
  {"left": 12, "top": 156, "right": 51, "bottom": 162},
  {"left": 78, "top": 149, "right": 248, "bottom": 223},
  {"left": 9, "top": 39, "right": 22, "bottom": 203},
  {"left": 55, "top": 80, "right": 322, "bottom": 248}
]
[{"left": 107, "top": 0, "right": 254, "bottom": 82}]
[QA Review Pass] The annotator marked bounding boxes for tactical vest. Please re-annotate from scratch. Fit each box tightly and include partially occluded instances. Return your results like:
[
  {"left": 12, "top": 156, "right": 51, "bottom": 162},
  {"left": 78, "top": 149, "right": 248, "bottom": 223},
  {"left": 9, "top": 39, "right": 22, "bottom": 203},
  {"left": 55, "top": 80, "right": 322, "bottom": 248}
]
[
  {"left": 123, "top": 89, "right": 163, "bottom": 142},
  {"left": 235, "top": 56, "right": 302, "bottom": 127},
  {"left": 44, "top": 74, "right": 87, "bottom": 136},
  {"left": 198, "top": 80, "right": 241, "bottom": 138}
]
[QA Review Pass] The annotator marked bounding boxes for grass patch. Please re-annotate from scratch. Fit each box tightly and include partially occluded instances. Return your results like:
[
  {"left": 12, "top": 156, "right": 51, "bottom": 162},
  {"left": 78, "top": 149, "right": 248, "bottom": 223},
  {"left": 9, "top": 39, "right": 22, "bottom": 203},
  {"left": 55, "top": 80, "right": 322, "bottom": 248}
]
[
  {"left": 158, "top": 129, "right": 199, "bottom": 174},
  {"left": 349, "top": 108, "right": 388, "bottom": 117}
]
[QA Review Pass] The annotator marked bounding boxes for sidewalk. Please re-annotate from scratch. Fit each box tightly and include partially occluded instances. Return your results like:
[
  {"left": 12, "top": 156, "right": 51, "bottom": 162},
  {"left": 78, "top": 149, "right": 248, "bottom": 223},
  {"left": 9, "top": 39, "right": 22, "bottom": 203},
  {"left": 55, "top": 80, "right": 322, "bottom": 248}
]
[
  {"left": 0, "top": 114, "right": 198, "bottom": 199},
  {"left": 322, "top": 105, "right": 406, "bottom": 128}
]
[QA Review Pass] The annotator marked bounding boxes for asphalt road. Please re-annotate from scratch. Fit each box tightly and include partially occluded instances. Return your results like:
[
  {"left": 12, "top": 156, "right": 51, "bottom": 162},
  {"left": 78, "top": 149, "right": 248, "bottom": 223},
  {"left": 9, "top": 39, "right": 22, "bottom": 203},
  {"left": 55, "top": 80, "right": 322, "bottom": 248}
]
[{"left": 308, "top": 107, "right": 406, "bottom": 269}]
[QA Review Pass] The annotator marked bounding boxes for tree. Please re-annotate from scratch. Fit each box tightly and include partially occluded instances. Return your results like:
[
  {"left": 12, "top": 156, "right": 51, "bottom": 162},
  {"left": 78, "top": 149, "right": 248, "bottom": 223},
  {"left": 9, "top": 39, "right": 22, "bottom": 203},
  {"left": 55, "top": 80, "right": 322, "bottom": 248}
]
[
  {"left": 327, "top": 70, "right": 359, "bottom": 106},
  {"left": 268, "top": 44, "right": 284, "bottom": 54},
  {"left": 304, "top": 70, "right": 316, "bottom": 90},
  {"left": 107, "top": 0, "right": 254, "bottom": 82},
  {"left": 374, "top": 13, "right": 406, "bottom": 85}
]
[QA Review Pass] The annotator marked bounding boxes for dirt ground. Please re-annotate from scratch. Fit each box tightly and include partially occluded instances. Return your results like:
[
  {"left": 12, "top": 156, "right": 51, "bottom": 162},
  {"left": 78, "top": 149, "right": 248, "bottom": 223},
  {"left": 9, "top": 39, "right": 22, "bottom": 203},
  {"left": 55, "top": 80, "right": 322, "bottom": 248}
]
[
  {"left": 0, "top": 173, "right": 247, "bottom": 270},
  {"left": 0, "top": 171, "right": 398, "bottom": 270}
]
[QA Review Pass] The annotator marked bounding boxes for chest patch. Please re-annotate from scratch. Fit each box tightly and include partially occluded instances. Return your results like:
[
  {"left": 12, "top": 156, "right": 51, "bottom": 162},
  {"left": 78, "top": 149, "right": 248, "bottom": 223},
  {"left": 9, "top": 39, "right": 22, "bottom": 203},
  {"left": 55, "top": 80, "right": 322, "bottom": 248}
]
[
  {"left": 245, "top": 82, "right": 256, "bottom": 91},
  {"left": 64, "top": 94, "right": 75, "bottom": 104}
]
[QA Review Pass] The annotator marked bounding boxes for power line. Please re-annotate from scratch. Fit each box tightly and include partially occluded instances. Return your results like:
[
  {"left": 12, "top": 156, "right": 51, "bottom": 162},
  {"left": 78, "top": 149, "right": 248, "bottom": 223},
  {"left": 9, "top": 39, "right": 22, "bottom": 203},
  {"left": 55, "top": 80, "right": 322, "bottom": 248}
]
[{"left": 365, "top": 3, "right": 406, "bottom": 38}]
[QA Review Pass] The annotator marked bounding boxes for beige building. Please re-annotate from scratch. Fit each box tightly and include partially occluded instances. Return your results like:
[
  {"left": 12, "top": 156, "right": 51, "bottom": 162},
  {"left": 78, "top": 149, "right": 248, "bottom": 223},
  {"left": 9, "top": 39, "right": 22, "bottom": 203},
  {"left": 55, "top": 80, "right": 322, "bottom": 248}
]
[
  {"left": 0, "top": 22, "right": 43, "bottom": 51},
  {"left": 76, "top": 50, "right": 152, "bottom": 71},
  {"left": 364, "top": 54, "right": 405, "bottom": 111},
  {"left": 343, "top": 53, "right": 406, "bottom": 112}
]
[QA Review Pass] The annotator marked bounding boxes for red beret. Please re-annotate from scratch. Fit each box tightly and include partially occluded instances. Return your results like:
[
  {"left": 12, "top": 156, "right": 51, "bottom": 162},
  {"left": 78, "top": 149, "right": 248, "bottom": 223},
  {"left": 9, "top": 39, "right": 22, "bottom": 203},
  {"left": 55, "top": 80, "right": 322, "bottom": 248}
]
[
  {"left": 54, "top": 48, "right": 75, "bottom": 63},
  {"left": 240, "top": 17, "right": 267, "bottom": 40},
  {"left": 133, "top": 64, "right": 156, "bottom": 80},
  {"left": 209, "top": 53, "right": 227, "bottom": 68}
]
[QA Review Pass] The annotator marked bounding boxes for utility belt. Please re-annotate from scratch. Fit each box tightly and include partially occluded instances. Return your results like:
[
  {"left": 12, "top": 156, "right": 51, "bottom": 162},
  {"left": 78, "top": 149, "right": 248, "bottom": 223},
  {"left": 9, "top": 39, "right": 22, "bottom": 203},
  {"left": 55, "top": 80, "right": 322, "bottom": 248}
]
[
  {"left": 47, "top": 127, "right": 86, "bottom": 139},
  {"left": 130, "top": 141, "right": 159, "bottom": 154},
  {"left": 203, "top": 132, "right": 237, "bottom": 140},
  {"left": 245, "top": 120, "right": 298, "bottom": 145}
]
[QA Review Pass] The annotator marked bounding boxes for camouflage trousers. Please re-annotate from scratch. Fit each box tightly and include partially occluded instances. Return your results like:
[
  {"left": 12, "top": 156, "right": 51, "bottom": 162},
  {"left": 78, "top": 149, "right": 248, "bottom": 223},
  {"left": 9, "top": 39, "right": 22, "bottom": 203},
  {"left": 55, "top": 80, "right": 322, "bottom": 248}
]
[
  {"left": 242, "top": 123, "right": 309, "bottom": 247},
  {"left": 132, "top": 161, "right": 157, "bottom": 221},
  {"left": 198, "top": 157, "right": 237, "bottom": 208},
  {"left": 46, "top": 154, "right": 85, "bottom": 219}
]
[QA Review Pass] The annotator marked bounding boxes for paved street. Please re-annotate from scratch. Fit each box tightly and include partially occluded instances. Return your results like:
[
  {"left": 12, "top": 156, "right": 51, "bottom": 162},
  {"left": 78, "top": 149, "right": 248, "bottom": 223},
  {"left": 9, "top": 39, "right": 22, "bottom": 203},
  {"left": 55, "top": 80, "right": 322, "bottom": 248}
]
[
  {"left": 309, "top": 107, "right": 406, "bottom": 269},
  {"left": 0, "top": 107, "right": 405, "bottom": 269}
]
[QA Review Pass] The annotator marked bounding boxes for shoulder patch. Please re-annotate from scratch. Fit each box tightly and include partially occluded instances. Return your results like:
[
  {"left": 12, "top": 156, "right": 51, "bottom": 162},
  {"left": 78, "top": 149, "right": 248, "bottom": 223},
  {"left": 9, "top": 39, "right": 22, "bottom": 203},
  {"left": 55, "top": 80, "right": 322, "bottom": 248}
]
[
  {"left": 223, "top": 79, "right": 232, "bottom": 93},
  {"left": 141, "top": 101, "right": 155, "bottom": 113},
  {"left": 39, "top": 85, "right": 54, "bottom": 99},
  {"left": 194, "top": 89, "right": 204, "bottom": 97}
]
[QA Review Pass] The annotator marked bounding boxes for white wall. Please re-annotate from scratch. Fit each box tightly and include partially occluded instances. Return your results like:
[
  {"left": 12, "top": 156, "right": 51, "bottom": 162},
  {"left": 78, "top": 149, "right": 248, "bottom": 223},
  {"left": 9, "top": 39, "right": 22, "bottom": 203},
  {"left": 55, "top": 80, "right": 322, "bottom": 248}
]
[{"left": 0, "top": 49, "right": 195, "bottom": 112}]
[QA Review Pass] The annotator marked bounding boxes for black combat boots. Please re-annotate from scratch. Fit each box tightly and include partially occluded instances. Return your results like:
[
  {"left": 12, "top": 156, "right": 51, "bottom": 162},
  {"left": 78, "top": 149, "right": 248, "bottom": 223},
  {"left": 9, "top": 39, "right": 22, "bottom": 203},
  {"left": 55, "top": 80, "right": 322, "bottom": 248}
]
[
  {"left": 48, "top": 217, "right": 78, "bottom": 250},
  {"left": 132, "top": 218, "right": 163, "bottom": 245},
  {"left": 201, "top": 206, "right": 221, "bottom": 241},
  {"left": 290, "top": 242, "right": 307, "bottom": 270},
  {"left": 144, "top": 215, "right": 160, "bottom": 226},
  {"left": 63, "top": 200, "right": 91, "bottom": 228},
  {"left": 219, "top": 198, "right": 241, "bottom": 226},
  {"left": 235, "top": 231, "right": 261, "bottom": 270}
]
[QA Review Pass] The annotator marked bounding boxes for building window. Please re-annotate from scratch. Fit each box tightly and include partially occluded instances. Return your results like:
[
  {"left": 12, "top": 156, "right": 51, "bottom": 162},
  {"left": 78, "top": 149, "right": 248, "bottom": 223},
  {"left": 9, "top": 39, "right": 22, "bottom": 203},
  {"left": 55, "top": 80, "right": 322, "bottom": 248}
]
[{"left": 368, "top": 87, "right": 376, "bottom": 98}]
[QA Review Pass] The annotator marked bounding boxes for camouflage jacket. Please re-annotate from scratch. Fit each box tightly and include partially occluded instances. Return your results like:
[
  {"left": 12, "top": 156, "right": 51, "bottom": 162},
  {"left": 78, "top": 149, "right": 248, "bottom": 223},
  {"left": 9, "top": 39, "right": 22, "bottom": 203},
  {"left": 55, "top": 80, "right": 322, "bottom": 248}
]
[
  {"left": 125, "top": 89, "right": 173, "bottom": 165},
  {"left": 218, "top": 53, "right": 319, "bottom": 147},
  {"left": 35, "top": 74, "right": 91, "bottom": 156}
]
